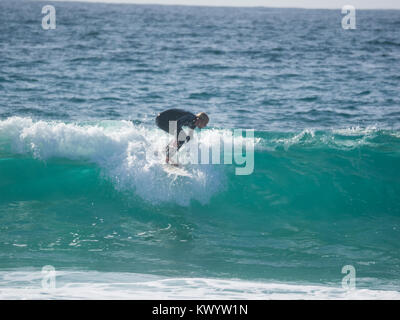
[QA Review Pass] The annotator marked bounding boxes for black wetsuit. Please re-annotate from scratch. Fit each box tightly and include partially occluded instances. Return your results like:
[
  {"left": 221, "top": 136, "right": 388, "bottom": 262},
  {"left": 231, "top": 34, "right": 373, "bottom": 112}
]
[{"left": 155, "top": 109, "right": 197, "bottom": 157}]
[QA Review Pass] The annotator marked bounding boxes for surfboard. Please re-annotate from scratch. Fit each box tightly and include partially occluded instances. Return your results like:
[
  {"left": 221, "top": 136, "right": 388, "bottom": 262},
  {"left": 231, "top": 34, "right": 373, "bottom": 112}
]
[{"left": 162, "top": 164, "right": 193, "bottom": 177}]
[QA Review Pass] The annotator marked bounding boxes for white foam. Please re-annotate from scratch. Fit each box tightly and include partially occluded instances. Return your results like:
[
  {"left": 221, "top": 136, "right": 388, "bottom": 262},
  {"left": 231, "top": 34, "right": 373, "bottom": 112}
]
[
  {"left": 332, "top": 126, "right": 378, "bottom": 136},
  {"left": 265, "top": 126, "right": 384, "bottom": 151},
  {"left": 0, "top": 270, "right": 399, "bottom": 300},
  {"left": 272, "top": 129, "right": 315, "bottom": 150},
  {"left": 389, "top": 132, "right": 400, "bottom": 139},
  {"left": 0, "top": 117, "right": 258, "bottom": 205}
]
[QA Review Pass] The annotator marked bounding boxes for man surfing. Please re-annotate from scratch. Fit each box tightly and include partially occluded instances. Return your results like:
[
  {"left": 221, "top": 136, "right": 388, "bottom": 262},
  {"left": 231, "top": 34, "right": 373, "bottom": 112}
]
[{"left": 155, "top": 109, "right": 209, "bottom": 164}]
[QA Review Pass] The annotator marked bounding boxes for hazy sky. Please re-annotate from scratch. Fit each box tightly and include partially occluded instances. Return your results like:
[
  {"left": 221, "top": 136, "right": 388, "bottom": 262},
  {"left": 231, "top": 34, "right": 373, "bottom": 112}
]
[{"left": 53, "top": 0, "right": 400, "bottom": 9}]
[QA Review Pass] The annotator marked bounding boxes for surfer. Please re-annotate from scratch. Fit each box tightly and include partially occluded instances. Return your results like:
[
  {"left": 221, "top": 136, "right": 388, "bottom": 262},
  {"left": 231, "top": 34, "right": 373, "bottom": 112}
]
[{"left": 155, "top": 108, "right": 209, "bottom": 164}]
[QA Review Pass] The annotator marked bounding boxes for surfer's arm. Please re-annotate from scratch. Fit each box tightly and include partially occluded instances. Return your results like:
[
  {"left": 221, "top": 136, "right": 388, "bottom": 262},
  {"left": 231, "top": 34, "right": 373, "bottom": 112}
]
[
  {"left": 176, "top": 114, "right": 196, "bottom": 132},
  {"left": 177, "top": 129, "right": 188, "bottom": 150},
  {"left": 176, "top": 114, "right": 196, "bottom": 148},
  {"left": 177, "top": 114, "right": 196, "bottom": 144},
  {"left": 186, "top": 128, "right": 194, "bottom": 143}
]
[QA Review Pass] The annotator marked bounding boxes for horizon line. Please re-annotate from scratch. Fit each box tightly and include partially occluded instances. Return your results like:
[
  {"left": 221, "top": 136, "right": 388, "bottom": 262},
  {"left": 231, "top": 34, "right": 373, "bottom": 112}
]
[{"left": 35, "top": 0, "right": 400, "bottom": 10}]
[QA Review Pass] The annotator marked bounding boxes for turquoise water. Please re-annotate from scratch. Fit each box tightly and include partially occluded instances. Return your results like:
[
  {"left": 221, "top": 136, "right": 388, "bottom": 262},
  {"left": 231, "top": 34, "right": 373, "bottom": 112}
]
[{"left": 0, "top": 1, "right": 400, "bottom": 298}]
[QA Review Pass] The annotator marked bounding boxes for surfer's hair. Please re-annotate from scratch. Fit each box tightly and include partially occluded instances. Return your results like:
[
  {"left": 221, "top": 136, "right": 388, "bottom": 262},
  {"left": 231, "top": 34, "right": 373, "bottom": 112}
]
[{"left": 196, "top": 112, "right": 209, "bottom": 124}]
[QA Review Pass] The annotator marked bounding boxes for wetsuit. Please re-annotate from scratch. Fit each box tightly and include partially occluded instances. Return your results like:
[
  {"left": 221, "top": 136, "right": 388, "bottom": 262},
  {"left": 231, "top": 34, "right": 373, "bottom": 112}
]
[{"left": 155, "top": 109, "right": 197, "bottom": 158}]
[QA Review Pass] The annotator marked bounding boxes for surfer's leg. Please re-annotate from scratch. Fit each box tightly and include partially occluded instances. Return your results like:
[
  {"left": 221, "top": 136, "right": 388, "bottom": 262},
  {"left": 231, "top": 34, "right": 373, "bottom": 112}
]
[
  {"left": 155, "top": 115, "right": 174, "bottom": 163},
  {"left": 166, "top": 140, "right": 178, "bottom": 164},
  {"left": 156, "top": 113, "right": 184, "bottom": 164},
  {"left": 166, "top": 128, "right": 187, "bottom": 163}
]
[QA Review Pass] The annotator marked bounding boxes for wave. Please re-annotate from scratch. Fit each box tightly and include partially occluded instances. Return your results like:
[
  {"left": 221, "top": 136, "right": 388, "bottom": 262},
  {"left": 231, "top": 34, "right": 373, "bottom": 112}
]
[
  {"left": 1, "top": 270, "right": 399, "bottom": 300},
  {"left": 0, "top": 117, "right": 234, "bottom": 206},
  {"left": 1, "top": 117, "right": 400, "bottom": 209}
]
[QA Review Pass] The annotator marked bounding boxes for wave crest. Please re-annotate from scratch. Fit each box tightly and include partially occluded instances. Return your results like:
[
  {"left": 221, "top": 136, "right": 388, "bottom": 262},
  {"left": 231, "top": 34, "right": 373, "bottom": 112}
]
[{"left": 0, "top": 117, "right": 229, "bottom": 206}]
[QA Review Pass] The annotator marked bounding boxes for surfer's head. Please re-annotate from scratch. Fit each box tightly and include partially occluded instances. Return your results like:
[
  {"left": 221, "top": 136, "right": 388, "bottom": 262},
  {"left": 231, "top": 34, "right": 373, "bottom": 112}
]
[{"left": 195, "top": 112, "right": 209, "bottom": 129}]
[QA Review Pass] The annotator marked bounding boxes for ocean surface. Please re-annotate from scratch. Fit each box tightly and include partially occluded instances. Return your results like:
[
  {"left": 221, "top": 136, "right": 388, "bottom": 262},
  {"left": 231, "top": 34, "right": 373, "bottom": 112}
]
[{"left": 0, "top": 0, "right": 400, "bottom": 299}]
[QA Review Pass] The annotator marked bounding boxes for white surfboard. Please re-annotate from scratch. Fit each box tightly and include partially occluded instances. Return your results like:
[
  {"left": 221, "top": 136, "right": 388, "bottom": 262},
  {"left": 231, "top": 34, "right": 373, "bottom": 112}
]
[{"left": 163, "top": 164, "right": 193, "bottom": 178}]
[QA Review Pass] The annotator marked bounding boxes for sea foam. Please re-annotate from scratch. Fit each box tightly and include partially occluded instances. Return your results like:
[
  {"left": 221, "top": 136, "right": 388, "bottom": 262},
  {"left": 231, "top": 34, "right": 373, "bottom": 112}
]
[
  {"left": 0, "top": 117, "right": 236, "bottom": 206},
  {"left": 1, "top": 270, "right": 399, "bottom": 300}
]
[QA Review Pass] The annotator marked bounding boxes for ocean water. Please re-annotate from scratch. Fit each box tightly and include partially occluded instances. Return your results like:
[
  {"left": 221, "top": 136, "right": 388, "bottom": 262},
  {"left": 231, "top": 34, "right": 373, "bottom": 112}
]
[{"left": 0, "top": 0, "right": 400, "bottom": 299}]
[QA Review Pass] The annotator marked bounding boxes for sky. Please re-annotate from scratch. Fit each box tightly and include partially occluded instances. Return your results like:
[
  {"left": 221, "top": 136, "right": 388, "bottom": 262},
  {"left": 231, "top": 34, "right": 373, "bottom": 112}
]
[{"left": 50, "top": 0, "right": 400, "bottom": 9}]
